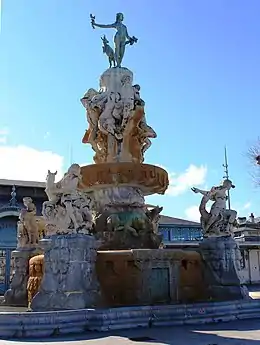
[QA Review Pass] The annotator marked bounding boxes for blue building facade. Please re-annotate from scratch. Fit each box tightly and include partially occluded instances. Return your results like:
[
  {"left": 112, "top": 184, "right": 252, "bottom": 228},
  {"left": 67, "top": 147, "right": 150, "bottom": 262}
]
[
  {"left": 0, "top": 180, "right": 46, "bottom": 293},
  {"left": 159, "top": 224, "right": 203, "bottom": 243},
  {"left": 0, "top": 210, "right": 20, "bottom": 293},
  {"left": 158, "top": 215, "right": 203, "bottom": 246}
]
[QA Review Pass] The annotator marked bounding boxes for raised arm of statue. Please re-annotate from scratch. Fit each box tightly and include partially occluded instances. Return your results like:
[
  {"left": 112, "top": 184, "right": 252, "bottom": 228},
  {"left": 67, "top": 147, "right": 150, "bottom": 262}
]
[
  {"left": 191, "top": 187, "right": 210, "bottom": 197},
  {"left": 90, "top": 15, "right": 114, "bottom": 29},
  {"left": 93, "top": 22, "right": 116, "bottom": 29}
]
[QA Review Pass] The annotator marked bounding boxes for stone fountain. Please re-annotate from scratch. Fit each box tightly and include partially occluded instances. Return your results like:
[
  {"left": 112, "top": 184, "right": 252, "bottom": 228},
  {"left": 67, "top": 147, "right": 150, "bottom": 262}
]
[
  {"left": 29, "top": 12, "right": 168, "bottom": 311},
  {"left": 0, "top": 12, "right": 256, "bottom": 339}
]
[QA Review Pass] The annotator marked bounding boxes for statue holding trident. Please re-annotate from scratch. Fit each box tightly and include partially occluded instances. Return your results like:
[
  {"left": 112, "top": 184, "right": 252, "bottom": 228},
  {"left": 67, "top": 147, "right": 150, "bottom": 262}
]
[
  {"left": 191, "top": 179, "right": 238, "bottom": 236},
  {"left": 90, "top": 13, "right": 138, "bottom": 68}
]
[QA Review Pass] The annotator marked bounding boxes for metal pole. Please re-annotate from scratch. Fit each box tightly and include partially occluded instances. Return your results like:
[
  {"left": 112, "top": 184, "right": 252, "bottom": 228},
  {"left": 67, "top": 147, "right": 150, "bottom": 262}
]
[
  {"left": 223, "top": 146, "right": 231, "bottom": 210},
  {"left": 69, "top": 145, "right": 73, "bottom": 165}
]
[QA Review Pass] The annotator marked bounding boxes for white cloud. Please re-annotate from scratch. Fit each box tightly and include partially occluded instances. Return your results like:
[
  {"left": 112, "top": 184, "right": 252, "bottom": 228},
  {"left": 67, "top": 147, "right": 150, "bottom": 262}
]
[
  {"left": 243, "top": 202, "right": 251, "bottom": 210},
  {"left": 0, "top": 127, "right": 9, "bottom": 144},
  {"left": 0, "top": 144, "right": 64, "bottom": 181},
  {"left": 0, "top": 137, "right": 7, "bottom": 144},
  {"left": 185, "top": 200, "right": 252, "bottom": 223},
  {"left": 185, "top": 205, "right": 201, "bottom": 222},
  {"left": 166, "top": 164, "right": 207, "bottom": 196},
  {"left": 79, "top": 162, "right": 92, "bottom": 167}
]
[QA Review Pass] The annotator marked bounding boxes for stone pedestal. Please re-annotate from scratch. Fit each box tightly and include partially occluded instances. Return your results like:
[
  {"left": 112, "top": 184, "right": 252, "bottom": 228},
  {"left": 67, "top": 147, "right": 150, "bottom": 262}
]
[
  {"left": 31, "top": 234, "right": 100, "bottom": 311},
  {"left": 199, "top": 236, "right": 250, "bottom": 301},
  {"left": 3, "top": 248, "right": 40, "bottom": 306}
]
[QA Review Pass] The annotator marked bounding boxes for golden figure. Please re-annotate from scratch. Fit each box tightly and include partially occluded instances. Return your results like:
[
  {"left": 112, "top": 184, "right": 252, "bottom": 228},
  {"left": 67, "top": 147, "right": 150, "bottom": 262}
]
[{"left": 27, "top": 255, "right": 44, "bottom": 310}]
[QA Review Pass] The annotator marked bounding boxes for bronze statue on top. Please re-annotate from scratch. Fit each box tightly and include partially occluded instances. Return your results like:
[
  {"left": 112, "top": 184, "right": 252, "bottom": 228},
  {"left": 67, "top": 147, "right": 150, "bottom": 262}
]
[{"left": 90, "top": 13, "right": 138, "bottom": 68}]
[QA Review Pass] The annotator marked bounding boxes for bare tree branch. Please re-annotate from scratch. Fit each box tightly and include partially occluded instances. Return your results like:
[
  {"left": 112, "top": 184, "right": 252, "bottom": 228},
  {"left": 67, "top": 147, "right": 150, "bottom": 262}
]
[{"left": 248, "top": 137, "right": 260, "bottom": 186}]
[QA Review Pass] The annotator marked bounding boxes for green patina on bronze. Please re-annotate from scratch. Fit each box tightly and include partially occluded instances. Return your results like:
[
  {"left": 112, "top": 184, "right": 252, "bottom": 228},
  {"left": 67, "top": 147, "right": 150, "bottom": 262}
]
[{"left": 108, "top": 211, "right": 147, "bottom": 237}]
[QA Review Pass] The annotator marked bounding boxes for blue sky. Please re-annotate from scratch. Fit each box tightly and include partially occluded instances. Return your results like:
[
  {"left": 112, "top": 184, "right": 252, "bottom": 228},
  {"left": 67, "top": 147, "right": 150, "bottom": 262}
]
[{"left": 1, "top": 0, "right": 260, "bottom": 221}]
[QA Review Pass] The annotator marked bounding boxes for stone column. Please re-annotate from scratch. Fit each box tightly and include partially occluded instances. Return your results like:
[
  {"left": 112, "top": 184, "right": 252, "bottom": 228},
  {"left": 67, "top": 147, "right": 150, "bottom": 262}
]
[
  {"left": 199, "top": 236, "right": 250, "bottom": 301},
  {"left": 3, "top": 248, "right": 39, "bottom": 306},
  {"left": 31, "top": 234, "right": 100, "bottom": 311}
]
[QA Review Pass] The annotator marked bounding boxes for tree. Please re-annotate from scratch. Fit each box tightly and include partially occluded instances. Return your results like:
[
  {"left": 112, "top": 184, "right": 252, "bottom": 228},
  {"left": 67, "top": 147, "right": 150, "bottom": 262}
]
[{"left": 248, "top": 137, "right": 260, "bottom": 185}]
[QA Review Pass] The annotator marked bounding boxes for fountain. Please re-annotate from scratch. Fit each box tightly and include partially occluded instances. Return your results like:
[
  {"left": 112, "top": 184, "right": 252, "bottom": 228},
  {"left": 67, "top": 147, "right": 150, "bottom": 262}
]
[{"left": 0, "top": 12, "right": 258, "bottom": 339}]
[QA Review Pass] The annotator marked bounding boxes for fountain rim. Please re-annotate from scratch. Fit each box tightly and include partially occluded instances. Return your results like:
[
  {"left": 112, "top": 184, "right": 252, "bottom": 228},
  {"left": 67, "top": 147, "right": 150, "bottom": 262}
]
[{"left": 79, "top": 162, "right": 169, "bottom": 196}]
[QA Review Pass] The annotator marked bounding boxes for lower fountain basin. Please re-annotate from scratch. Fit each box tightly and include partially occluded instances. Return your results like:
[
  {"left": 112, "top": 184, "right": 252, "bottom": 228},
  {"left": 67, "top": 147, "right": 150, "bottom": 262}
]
[{"left": 0, "top": 300, "right": 260, "bottom": 339}]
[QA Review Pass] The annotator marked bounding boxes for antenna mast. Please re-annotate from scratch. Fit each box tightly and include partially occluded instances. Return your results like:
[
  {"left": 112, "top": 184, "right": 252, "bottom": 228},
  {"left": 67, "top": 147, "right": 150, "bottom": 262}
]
[
  {"left": 223, "top": 146, "right": 231, "bottom": 210},
  {"left": 69, "top": 145, "right": 73, "bottom": 165}
]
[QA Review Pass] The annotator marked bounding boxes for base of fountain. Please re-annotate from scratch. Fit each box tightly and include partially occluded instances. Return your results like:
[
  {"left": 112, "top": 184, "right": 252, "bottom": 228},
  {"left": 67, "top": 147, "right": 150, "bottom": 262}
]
[{"left": 0, "top": 299, "right": 259, "bottom": 338}]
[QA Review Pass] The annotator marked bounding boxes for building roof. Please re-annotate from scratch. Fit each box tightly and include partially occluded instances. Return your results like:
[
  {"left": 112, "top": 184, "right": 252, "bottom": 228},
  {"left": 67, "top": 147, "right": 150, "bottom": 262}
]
[
  {"left": 0, "top": 180, "right": 200, "bottom": 226},
  {"left": 238, "top": 223, "right": 260, "bottom": 230},
  {"left": 0, "top": 179, "right": 45, "bottom": 188},
  {"left": 159, "top": 215, "right": 200, "bottom": 226}
]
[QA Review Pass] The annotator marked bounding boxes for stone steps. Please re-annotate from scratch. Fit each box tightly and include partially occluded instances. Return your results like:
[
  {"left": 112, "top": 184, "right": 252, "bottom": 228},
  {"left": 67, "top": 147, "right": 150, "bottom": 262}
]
[{"left": 1, "top": 300, "right": 260, "bottom": 338}]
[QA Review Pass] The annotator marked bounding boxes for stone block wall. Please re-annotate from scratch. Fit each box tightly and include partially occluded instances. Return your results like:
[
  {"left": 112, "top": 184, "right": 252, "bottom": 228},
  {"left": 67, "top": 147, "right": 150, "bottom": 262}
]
[
  {"left": 96, "top": 250, "right": 140, "bottom": 306},
  {"left": 96, "top": 249, "right": 205, "bottom": 307},
  {"left": 178, "top": 252, "right": 205, "bottom": 303}
]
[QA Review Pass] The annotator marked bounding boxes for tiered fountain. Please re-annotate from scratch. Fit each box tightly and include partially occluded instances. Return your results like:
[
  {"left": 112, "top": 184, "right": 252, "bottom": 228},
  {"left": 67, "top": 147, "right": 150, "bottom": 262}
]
[
  {"left": 0, "top": 12, "right": 257, "bottom": 339},
  {"left": 30, "top": 11, "right": 169, "bottom": 312}
]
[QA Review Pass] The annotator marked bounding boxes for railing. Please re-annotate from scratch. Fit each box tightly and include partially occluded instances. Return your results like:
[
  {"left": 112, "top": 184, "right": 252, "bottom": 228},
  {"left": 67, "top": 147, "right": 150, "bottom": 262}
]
[
  {"left": 235, "top": 235, "right": 260, "bottom": 242},
  {"left": 159, "top": 228, "right": 203, "bottom": 243},
  {"left": 0, "top": 205, "right": 20, "bottom": 213}
]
